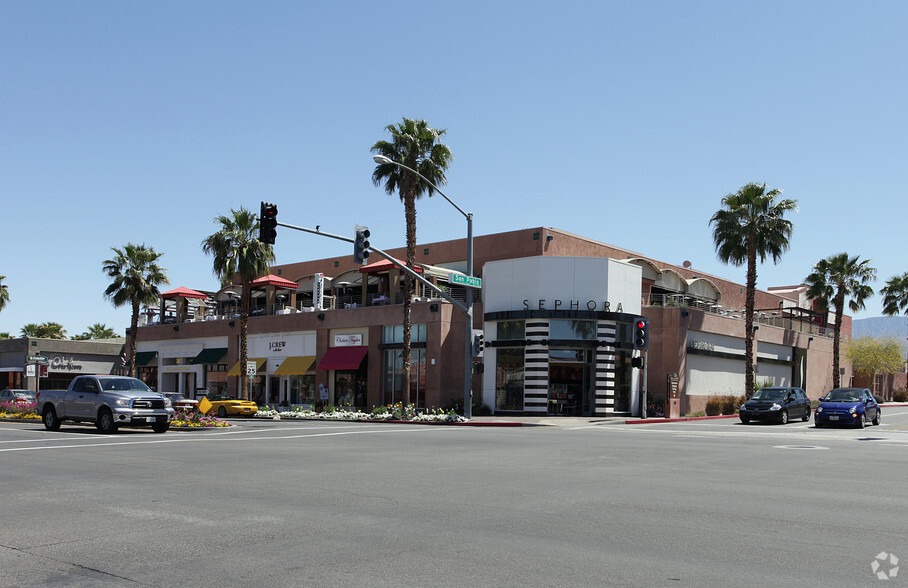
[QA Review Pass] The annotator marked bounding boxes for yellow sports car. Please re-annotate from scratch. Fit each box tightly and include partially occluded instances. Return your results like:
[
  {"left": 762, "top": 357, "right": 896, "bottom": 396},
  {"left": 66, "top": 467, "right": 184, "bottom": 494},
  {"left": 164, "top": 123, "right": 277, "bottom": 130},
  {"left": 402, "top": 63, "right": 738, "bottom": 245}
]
[{"left": 200, "top": 394, "right": 258, "bottom": 418}]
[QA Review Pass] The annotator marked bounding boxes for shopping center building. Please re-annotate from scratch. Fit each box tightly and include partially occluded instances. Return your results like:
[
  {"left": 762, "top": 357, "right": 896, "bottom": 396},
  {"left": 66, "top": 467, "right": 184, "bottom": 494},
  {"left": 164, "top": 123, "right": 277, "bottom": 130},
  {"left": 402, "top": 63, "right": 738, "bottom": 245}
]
[{"left": 133, "top": 227, "right": 846, "bottom": 417}]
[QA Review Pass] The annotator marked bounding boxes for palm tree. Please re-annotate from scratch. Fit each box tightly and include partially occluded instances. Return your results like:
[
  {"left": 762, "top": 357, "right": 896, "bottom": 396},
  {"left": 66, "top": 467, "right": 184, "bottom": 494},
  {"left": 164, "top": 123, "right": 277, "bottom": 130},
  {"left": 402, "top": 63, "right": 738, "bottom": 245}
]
[
  {"left": 74, "top": 323, "right": 118, "bottom": 340},
  {"left": 710, "top": 182, "right": 797, "bottom": 399},
  {"left": 202, "top": 207, "right": 274, "bottom": 401},
  {"left": 805, "top": 253, "right": 876, "bottom": 388},
  {"left": 881, "top": 272, "right": 908, "bottom": 317},
  {"left": 371, "top": 118, "right": 453, "bottom": 406},
  {"left": 20, "top": 322, "right": 67, "bottom": 339},
  {"left": 0, "top": 275, "right": 9, "bottom": 312},
  {"left": 103, "top": 243, "right": 169, "bottom": 378}
]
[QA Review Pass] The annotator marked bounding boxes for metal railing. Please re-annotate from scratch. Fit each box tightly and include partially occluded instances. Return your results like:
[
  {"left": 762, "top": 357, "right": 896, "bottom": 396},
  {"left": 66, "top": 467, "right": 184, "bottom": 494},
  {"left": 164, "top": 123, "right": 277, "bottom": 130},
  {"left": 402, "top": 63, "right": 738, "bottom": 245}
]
[{"left": 644, "top": 294, "right": 832, "bottom": 337}]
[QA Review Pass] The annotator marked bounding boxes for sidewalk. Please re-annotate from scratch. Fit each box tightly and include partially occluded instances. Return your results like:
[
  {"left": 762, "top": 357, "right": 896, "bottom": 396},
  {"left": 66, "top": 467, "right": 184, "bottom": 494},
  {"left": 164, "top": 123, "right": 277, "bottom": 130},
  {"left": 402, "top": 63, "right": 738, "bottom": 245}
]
[{"left": 467, "top": 402, "right": 908, "bottom": 427}]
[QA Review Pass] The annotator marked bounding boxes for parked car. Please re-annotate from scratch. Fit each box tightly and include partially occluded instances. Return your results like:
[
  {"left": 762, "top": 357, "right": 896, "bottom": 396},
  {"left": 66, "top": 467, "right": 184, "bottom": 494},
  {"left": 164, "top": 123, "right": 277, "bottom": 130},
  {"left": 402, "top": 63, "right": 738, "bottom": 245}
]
[
  {"left": 739, "top": 387, "right": 811, "bottom": 424},
  {"left": 0, "top": 389, "right": 36, "bottom": 405},
  {"left": 164, "top": 393, "right": 199, "bottom": 412},
  {"left": 815, "top": 388, "right": 880, "bottom": 428},
  {"left": 203, "top": 394, "right": 258, "bottom": 418}
]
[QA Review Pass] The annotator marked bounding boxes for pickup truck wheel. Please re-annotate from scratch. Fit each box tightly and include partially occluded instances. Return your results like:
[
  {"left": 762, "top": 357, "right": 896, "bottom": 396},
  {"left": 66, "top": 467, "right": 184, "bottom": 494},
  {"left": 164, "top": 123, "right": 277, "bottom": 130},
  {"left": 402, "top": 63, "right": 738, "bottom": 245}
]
[
  {"left": 96, "top": 409, "right": 118, "bottom": 434},
  {"left": 42, "top": 407, "right": 61, "bottom": 431},
  {"left": 152, "top": 422, "right": 170, "bottom": 434}
]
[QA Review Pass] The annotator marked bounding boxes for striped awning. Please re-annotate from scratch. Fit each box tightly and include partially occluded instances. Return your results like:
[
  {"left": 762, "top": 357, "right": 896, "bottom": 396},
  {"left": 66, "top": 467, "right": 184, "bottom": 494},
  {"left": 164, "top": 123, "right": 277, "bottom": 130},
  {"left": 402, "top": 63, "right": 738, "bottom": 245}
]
[{"left": 274, "top": 356, "right": 316, "bottom": 376}]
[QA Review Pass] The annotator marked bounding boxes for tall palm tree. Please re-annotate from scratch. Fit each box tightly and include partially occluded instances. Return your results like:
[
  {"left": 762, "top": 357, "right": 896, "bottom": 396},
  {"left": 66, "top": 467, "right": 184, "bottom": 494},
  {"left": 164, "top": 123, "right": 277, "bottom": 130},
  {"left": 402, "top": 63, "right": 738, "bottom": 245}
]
[
  {"left": 710, "top": 182, "right": 797, "bottom": 398},
  {"left": 0, "top": 275, "right": 9, "bottom": 313},
  {"left": 103, "top": 243, "right": 169, "bottom": 377},
  {"left": 371, "top": 118, "right": 453, "bottom": 407},
  {"left": 805, "top": 253, "right": 876, "bottom": 388},
  {"left": 202, "top": 207, "right": 274, "bottom": 401},
  {"left": 881, "top": 272, "right": 908, "bottom": 317}
]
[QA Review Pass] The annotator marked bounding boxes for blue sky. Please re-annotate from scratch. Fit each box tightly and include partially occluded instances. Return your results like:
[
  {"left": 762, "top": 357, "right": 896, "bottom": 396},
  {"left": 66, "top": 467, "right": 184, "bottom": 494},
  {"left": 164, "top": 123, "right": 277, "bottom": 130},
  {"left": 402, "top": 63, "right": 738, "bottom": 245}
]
[{"left": 2, "top": 1, "right": 906, "bottom": 337}]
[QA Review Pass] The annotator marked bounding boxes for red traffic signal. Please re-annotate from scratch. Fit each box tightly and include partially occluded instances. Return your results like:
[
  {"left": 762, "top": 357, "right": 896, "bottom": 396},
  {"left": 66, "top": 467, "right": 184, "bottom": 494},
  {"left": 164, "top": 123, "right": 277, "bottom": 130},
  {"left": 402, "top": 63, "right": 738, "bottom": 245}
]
[{"left": 633, "top": 317, "right": 649, "bottom": 350}]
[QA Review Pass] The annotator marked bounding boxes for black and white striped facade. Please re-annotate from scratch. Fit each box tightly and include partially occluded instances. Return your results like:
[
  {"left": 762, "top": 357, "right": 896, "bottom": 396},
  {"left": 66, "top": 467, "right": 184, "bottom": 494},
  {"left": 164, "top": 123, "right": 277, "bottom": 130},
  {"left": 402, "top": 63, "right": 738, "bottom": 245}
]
[{"left": 484, "top": 315, "right": 634, "bottom": 416}]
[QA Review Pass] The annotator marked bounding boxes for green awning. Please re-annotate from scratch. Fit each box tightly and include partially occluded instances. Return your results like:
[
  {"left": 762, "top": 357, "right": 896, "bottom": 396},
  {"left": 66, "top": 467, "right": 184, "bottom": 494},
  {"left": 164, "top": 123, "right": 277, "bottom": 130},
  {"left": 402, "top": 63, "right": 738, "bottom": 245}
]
[
  {"left": 190, "top": 347, "right": 228, "bottom": 365},
  {"left": 129, "top": 351, "right": 158, "bottom": 367}
]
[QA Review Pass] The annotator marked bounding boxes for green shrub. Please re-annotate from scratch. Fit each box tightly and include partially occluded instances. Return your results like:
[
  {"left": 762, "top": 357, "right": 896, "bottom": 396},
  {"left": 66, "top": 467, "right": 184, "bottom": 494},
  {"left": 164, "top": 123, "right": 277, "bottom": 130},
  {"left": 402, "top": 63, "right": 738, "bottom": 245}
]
[{"left": 893, "top": 388, "right": 908, "bottom": 403}]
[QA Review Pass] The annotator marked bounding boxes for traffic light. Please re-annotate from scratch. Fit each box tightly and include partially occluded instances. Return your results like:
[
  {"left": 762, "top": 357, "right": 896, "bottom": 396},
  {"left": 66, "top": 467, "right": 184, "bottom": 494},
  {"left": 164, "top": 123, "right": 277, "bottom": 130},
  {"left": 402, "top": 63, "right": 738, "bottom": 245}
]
[
  {"left": 353, "top": 225, "right": 370, "bottom": 264},
  {"left": 632, "top": 317, "right": 649, "bottom": 350},
  {"left": 472, "top": 331, "right": 484, "bottom": 357},
  {"left": 259, "top": 201, "right": 278, "bottom": 244}
]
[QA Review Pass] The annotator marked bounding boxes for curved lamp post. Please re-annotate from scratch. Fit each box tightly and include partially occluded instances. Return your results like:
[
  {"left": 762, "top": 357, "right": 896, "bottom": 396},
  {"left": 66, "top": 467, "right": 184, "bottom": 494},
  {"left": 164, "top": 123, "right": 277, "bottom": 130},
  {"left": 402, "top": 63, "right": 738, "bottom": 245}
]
[{"left": 372, "top": 154, "right": 475, "bottom": 419}]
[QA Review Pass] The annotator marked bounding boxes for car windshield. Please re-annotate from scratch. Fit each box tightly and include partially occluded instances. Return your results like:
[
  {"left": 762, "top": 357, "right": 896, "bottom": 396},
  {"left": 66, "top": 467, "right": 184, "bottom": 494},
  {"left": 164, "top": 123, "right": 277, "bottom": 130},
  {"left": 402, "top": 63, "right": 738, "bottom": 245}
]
[
  {"left": 99, "top": 378, "right": 152, "bottom": 392},
  {"left": 13, "top": 391, "right": 35, "bottom": 399},
  {"left": 825, "top": 390, "right": 861, "bottom": 402},
  {"left": 751, "top": 388, "right": 786, "bottom": 401}
]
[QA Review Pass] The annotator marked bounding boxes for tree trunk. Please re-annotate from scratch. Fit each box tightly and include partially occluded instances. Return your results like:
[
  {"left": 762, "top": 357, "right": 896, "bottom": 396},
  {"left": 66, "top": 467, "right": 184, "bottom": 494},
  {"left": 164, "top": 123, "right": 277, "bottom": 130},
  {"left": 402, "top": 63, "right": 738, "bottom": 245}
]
[
  {"left": 744, "top": 242, "right": 757, "bottom": 398},
  {"left": 240, "top": 279, "right": 251, "bottom": 401},
  {"left": 128, "top": 299, "right": 140, "bottom": 379},
  {"left": 832, "top": 293, "right": 845, "bottom": 389},
  {"left": 401, "top": 193, "right": 417, "bottom": 407}
]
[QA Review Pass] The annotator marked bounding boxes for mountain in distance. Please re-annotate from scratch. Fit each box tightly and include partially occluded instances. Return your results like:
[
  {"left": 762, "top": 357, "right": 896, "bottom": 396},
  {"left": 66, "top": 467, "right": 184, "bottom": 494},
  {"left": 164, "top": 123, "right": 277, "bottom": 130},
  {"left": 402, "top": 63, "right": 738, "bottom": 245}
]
[{"left": 852, "top": 316, "right": 908, "bottom": 357}]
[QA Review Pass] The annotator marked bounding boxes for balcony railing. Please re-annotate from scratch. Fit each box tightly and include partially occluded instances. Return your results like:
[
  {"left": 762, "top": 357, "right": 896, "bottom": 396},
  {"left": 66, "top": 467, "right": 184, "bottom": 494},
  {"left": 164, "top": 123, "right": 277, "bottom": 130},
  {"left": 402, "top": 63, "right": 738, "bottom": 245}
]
[{"left": 644, "top": 293, "right": 832, "bottom": 337}]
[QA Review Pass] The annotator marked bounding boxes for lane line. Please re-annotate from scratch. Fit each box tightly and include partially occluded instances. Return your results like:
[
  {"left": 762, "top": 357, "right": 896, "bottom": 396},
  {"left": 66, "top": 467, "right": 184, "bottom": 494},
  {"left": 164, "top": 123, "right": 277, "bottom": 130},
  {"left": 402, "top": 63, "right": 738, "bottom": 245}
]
[{"left": 0, "top": 426, "right": 463, "bottom": 453}]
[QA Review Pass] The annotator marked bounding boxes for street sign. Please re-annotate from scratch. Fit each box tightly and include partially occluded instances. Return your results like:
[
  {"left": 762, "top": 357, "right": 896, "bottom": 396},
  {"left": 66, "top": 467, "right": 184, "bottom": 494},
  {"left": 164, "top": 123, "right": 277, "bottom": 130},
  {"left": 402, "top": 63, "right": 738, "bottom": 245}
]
[
  {"left": 27, "top": 355, "right": 48, "bottom": 363},
  {"left": 246, "top": 361, "right": 257, "bottom": 377},
  {"left": 449, "top": 274, "right": 482, "bottom": 289}
]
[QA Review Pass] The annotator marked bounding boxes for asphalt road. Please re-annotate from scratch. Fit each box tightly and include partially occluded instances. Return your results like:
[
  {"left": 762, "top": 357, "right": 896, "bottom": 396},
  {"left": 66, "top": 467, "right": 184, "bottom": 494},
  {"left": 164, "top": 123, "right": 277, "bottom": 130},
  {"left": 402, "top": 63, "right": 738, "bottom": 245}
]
[{"left": 2, "top": 409, "right": 908, "bottom": 587}]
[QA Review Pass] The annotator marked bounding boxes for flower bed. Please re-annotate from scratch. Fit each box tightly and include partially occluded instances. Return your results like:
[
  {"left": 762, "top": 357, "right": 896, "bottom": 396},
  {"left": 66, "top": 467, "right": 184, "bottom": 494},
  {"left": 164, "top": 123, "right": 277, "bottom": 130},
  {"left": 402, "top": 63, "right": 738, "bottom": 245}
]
[
  {"left": 170, "top": 409, "right": 231, "bottom": 428},
  {"left": 254, "top": 404, "right": 467, "bottom": 423},
  {"left": 0, "top": 400, "right": 40, "bottom": 420}
]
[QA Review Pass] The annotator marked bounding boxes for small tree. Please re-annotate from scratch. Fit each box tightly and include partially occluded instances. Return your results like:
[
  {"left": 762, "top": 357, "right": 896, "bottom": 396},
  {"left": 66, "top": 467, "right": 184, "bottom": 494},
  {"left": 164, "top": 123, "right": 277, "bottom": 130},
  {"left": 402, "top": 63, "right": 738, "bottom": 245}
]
[{"left": 845, "top": 336, "right": 905, "bottom": 400}]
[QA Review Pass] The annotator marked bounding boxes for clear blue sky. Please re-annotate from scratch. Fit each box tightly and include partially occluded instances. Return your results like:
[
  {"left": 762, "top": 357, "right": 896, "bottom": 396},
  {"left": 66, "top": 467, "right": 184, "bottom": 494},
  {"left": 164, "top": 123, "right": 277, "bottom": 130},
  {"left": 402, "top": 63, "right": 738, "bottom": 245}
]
[{"left": 2, "top": 1, "right": 906, "bottom": 337}]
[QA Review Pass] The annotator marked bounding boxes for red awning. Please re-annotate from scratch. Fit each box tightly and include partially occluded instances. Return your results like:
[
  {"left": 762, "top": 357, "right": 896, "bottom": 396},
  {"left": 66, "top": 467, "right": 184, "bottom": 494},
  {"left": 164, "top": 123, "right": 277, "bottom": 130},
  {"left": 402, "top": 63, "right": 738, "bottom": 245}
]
[
  {"left": 161, "top": 286, "right": 208, "bottom": 299},
  {"left": 317, "top": 346, "right": 368, "bottom": 371},
  {"left": 359, "top": 258, "right": 424, "bottom": 274},
  {"left": 251, "top": 274, "right": 298, "bottom": 289}
]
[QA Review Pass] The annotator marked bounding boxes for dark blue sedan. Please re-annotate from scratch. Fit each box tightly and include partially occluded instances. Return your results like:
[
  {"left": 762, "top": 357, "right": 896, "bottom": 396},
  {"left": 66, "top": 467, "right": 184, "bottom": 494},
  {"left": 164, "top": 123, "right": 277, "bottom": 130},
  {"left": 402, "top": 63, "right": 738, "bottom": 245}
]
[{"left": 814, "top": 387, "right": 881, "bottom": 428}]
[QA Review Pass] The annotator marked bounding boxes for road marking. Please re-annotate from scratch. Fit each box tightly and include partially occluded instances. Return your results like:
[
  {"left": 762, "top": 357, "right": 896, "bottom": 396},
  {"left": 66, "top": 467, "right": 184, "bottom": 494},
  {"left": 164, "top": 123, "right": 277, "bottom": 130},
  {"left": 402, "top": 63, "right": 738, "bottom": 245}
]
[{"left": 0, "top": 425, "right": 463, "bottom": 453}]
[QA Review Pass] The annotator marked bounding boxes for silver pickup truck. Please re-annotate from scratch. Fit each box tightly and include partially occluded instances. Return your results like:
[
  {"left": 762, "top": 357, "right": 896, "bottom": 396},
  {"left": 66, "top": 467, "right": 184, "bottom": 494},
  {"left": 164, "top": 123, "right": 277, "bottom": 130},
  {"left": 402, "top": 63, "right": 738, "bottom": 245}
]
[{"left": 36, "top": 375, "right": 175, "bottom": 434}]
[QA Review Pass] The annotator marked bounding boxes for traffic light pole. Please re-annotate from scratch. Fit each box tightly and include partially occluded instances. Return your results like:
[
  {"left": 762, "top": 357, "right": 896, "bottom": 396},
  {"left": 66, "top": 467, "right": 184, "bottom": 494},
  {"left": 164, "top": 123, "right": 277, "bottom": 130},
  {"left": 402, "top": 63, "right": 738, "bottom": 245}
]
[{"left": 275, "top": 221, "right": 469, "bottom": 315}]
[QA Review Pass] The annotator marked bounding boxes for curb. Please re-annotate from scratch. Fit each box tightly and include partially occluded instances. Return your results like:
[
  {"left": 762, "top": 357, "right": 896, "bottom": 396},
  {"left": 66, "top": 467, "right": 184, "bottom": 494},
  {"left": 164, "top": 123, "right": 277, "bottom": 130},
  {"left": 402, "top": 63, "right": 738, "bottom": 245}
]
[
  {"left": 625, "top": 414, "right": 739, "bottom": 425},
  {"left": 625, "top": 403, "right": 908, "bottom": 425}
]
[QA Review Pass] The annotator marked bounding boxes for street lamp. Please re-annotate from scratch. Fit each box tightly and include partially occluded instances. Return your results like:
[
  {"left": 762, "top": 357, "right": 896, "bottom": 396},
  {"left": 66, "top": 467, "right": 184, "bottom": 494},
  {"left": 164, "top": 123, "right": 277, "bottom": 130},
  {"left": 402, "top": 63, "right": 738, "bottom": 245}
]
[{"left": 372, "top": 154, "right": 475, "bottom": 419}]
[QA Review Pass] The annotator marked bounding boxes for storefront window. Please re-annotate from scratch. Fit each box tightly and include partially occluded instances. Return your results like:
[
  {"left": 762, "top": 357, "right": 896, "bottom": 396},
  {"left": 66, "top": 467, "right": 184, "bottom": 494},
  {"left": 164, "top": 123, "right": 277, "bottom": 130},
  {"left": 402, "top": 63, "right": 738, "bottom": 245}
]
[
  {"left": 250, "top": 377, "right": 265, "bottom": 406},
  {"left": 495, "top": 347, "right": 524, "bottom": 411},
  {"left": 204, "top": 364, "right": 227, "bottom": 397},
  {"left": 289, "top": 374, "right": 316, "bottom": 404},
  {"left": 382, "top": 324, "right": 426, "bottom": 343},
  {"left": 335, "top": 370, "right": 366, "bottom": 408},
  {"left": 497, "top": 320, "right": 525, "bottom": 340},
  {"left": 382, "top": 348, "right": 426, "bottom": 407},
  {"left": 549, "top": 319, "right": 596, "bottom": 340}
]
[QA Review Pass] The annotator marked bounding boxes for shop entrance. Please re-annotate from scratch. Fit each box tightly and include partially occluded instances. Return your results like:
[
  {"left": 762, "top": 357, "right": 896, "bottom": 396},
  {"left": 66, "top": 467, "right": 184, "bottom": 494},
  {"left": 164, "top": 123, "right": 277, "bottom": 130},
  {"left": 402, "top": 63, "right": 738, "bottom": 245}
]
[{"left": 548, "top": 349, "right": 594, "bottom": 417}]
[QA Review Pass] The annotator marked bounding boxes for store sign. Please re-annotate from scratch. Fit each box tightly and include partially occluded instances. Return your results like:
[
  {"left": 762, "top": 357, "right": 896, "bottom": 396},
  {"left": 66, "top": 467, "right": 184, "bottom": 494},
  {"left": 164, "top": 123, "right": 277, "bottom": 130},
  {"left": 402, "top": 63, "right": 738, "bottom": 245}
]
[
  {"left": 334, "top": 333, "right": 363, "bottom": 347},
  {"left": 268, "top": 341, "right": 287, "bottom": 353},
  {"left": 523, "top": 299, "right": 625, "bottom": 313},
  {"left": 49, "top": 356, "right": 84, "bottom": 371}
]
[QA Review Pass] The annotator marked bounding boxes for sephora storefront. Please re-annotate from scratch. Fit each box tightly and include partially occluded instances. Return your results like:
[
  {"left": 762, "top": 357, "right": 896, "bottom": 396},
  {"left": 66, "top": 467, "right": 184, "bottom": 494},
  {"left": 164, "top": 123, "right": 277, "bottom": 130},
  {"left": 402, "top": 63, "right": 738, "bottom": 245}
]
[{"left": 481, "top": 257, "right": 645, "bottom": 417}]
